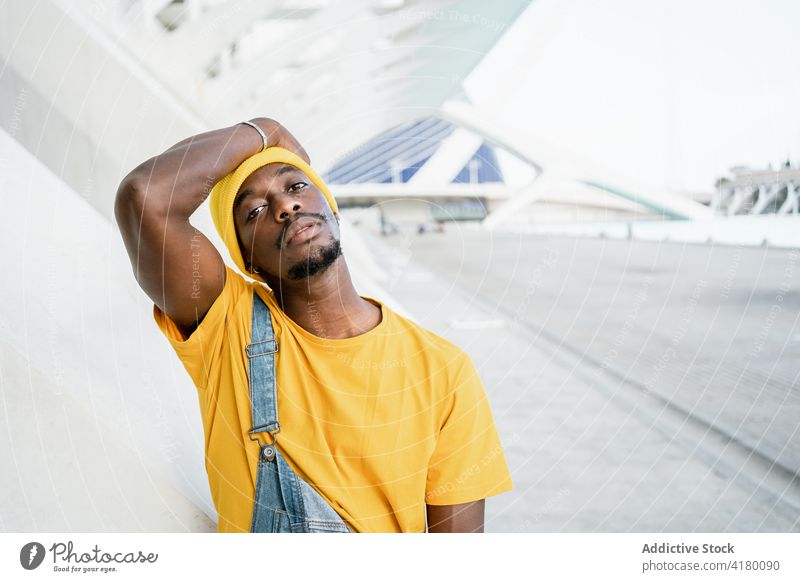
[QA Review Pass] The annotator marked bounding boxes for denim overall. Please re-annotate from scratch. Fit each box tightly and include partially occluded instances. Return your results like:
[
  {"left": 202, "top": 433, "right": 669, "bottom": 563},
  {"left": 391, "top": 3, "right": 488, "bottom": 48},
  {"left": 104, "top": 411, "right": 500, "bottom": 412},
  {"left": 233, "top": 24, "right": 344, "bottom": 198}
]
[{"left": 247, "top": 291, "right": 351, "bottom": 533}]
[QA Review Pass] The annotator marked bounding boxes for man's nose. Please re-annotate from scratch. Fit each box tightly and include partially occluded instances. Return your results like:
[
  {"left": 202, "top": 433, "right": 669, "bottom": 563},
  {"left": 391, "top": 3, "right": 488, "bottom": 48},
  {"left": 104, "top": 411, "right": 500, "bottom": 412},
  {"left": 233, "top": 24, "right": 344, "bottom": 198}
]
[{"left": 273, "top": 194, "right": 302, "bottom": 222}]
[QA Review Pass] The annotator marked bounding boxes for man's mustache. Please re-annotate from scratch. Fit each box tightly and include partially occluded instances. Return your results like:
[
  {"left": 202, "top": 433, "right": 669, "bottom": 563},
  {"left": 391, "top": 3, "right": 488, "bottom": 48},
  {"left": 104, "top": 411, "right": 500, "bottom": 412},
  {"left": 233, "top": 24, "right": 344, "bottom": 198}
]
[{"left": 275, "top": 212, "right": 329, "bottom": 250}]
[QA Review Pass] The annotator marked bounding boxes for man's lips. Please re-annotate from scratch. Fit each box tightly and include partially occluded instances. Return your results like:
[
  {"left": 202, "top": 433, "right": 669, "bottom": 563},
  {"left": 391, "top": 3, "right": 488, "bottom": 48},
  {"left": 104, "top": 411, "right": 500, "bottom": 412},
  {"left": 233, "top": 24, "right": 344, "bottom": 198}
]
[{"left": 284, "top": 218, "right": 321, "bottom": 245}]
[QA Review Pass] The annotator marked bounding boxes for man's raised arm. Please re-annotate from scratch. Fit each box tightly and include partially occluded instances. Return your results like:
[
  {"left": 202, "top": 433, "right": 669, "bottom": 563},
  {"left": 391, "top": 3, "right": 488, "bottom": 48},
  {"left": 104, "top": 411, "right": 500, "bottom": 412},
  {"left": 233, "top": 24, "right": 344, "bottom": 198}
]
[{"left": 114, "top": 118, "right": 308, "bottom": 337}]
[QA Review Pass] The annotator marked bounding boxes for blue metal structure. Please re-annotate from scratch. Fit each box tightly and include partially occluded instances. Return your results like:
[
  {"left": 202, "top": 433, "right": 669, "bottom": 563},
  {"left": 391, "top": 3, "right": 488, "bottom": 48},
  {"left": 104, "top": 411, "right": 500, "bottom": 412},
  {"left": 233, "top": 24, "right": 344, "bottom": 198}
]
[{"left": 325, "top": 118, "right": 504, "bottom": 185}]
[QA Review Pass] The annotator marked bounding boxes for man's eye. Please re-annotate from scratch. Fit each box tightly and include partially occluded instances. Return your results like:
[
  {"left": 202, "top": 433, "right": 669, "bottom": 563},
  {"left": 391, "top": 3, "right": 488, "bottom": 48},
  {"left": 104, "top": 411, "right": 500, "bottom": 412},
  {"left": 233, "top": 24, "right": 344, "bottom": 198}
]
[
  {"left": 247, "top": 205, "right": 266, "bottom": 220},
  {"left": 289, "top": 182, "right": 308, "bottom": 192}
]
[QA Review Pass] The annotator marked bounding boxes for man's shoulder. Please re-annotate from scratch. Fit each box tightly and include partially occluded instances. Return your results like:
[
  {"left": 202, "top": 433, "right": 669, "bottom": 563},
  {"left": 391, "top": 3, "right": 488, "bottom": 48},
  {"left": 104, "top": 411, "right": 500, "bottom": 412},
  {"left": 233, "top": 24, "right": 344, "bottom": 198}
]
[
  {"left": 382, "top": 303, "right": 471, "bottom": 366},
  {"left": 226, "top": 265, "right": 272, "bottom": 306},
  {"left": 225, "top": 264, "right": 256, "bottom": 290},
  {"left": 152, "top": 265, "right": 255, "bottom": 359}
]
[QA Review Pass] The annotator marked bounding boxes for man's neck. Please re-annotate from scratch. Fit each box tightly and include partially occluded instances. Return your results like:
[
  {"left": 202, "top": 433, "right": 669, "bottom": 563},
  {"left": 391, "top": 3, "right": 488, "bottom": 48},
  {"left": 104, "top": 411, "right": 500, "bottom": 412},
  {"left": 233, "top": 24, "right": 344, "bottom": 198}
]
[{"left": 267, "top": 258, "right": 382, "bottom": 340}]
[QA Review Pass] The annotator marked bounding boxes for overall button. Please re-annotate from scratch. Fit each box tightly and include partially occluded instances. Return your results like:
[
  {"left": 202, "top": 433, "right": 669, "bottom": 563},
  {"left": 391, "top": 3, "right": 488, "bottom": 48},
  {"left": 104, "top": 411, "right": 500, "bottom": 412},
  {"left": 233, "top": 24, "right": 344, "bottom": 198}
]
[{"left": 261, "top": 444, "right": 276, "bottom": 462}]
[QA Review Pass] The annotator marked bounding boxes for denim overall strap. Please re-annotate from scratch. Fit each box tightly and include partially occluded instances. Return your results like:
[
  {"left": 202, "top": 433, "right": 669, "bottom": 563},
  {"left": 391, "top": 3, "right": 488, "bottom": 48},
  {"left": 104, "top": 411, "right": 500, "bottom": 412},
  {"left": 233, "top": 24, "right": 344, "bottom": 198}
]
[{"left": 247, "top": 291, "right": 351, "bottom": 533}]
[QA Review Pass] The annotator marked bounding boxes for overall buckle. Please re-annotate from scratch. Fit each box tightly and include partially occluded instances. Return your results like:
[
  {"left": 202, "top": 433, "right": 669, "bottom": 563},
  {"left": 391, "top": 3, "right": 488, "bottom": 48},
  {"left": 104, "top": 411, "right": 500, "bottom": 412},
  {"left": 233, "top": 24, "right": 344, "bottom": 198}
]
[{"left": 249, "top": 422, "right": 281, "bottom": 462}]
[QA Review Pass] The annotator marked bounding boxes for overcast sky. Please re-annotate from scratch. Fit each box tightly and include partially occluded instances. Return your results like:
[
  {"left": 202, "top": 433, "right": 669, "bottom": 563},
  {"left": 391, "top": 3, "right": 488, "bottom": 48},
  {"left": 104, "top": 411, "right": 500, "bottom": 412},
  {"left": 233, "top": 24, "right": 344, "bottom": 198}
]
[{"left": 465, "top": 0, "right": 800, "bottom": 193}]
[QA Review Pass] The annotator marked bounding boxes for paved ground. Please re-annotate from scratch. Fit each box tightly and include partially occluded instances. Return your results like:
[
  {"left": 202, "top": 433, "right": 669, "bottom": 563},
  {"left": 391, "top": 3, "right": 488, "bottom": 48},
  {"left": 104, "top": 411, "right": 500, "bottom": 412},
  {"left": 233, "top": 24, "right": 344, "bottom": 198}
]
[{"left": 358, "top": 225, "right": 800, "bottom": 532}]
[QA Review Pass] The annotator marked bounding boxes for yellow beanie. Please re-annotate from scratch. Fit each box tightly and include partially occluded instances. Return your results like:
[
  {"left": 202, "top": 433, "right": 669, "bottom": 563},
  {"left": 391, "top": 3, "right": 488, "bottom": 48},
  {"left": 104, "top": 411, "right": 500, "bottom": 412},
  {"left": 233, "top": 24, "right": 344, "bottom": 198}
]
[{"left": 208, "top": 147, "right": 338, "bottom": 283}]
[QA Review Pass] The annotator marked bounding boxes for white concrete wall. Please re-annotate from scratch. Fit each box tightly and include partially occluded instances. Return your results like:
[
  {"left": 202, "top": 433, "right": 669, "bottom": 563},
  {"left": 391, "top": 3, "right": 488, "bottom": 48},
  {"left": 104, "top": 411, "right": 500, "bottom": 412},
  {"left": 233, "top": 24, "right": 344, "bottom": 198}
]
[
  {"left": 0, "top": 127, "right": 216, "bottom": 531},
  {"left": 0, "top": 0, "right": 204, "bottom": 220},
  {"left": 512, "top": 215, "right": 800, "bottom": 248}
]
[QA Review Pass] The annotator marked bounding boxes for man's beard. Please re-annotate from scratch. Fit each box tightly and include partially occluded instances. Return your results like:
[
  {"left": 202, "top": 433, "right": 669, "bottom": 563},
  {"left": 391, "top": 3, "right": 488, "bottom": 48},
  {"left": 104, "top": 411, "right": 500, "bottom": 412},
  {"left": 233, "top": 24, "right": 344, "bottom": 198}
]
[{"left": 286, "top": 236, "right": 342, "bottom": 280}]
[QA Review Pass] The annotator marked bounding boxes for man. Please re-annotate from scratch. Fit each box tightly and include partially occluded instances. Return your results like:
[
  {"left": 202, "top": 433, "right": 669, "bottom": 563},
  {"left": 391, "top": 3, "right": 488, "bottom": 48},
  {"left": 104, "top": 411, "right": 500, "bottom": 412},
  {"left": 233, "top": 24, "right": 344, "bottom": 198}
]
[{"left": 114, "top": 118, "right": 512, "bottom": 533}]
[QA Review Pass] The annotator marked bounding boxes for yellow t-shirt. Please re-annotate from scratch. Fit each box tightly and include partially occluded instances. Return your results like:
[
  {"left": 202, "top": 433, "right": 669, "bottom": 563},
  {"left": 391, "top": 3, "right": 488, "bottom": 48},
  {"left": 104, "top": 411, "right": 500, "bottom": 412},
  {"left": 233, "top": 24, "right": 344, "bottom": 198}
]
[{"left": 154, "top": 266, "right": 512, "bottom": 532}]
